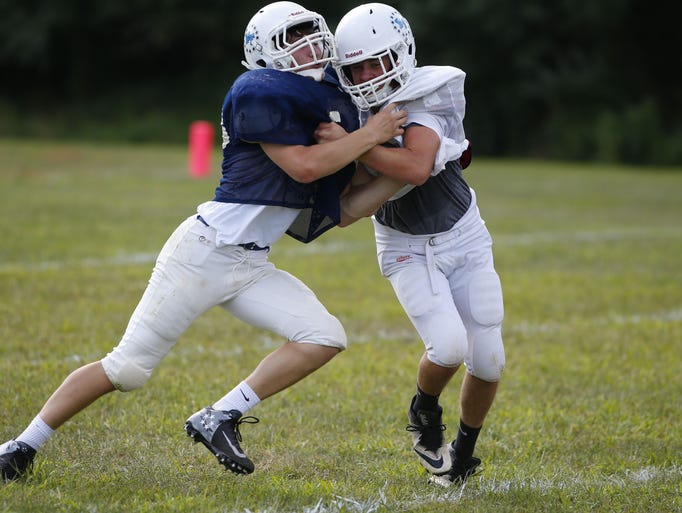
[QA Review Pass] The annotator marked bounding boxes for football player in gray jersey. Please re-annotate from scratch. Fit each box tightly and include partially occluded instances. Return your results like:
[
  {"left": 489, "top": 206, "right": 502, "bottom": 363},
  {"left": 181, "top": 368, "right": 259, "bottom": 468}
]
[{"left": 322, "top": 2, "right": 506, "bottom": 485}]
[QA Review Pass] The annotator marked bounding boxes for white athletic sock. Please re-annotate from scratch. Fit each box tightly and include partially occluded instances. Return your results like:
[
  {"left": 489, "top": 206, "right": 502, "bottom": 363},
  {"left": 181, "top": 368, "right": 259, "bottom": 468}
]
[
  {"left": 212, "top": 381, "right": 261, "bottom": 415},
  {"left": 16, "top": 415, "right": 55, "bottom": 451}
]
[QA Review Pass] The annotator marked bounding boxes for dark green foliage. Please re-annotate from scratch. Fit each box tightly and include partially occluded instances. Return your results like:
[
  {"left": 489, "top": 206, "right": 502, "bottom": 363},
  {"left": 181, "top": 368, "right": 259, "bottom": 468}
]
[{"left": 0, "top": 0, "right": 680, "bottom": 164}]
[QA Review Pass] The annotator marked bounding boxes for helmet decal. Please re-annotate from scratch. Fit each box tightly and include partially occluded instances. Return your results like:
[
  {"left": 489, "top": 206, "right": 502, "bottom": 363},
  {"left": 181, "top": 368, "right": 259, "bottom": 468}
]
[
  {"left": 244, "top": 27, "right": 262, "bottom": 56},
  {"left": 391, "top": 12, "right": 410, "bottom": 37}
]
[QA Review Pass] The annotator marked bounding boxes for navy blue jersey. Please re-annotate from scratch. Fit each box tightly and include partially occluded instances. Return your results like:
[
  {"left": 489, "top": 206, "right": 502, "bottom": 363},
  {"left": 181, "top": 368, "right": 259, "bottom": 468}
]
[{"left": 213, "top": 68, "right": 359, "bottom": 243}]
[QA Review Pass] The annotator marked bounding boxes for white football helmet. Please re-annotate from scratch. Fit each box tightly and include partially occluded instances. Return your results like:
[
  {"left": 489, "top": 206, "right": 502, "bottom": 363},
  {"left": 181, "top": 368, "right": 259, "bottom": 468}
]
[
  {"left": 334, "top": 3, "right": 416, "bottom": 110},
  {"left": 242, "top": 1, "right": 335, "bottom": 80}
]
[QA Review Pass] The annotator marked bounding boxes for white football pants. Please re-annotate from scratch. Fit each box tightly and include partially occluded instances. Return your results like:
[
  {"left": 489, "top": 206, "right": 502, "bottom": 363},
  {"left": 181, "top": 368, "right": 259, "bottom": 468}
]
[
  {"left": 373, "top": 190, "right": 505, "bottom": 382},
  {"left": 101, "top": 215, "right": 346, "bottom": 391}
]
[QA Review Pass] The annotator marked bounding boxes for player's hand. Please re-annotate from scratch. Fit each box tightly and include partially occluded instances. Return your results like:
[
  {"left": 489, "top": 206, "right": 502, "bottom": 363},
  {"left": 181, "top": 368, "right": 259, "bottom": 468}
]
[
  {"left": 365, "top": 103, "right": 407, "bottom": 144},
  {"left": 314, "top": 122, "right": 348, "bottom": 144}
]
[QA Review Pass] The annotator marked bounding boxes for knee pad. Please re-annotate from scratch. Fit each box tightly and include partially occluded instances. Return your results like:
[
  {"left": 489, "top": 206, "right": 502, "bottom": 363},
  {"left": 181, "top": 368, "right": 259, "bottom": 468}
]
[
  {"left": 101, "top": 354, "right": 152, "bottom": 392},
  {"left": 426, "top": 326, "right": 468, "bottom": 368},
  {"left": 466, "top": 270, "right": 505, "bottom": 380},
  {"left": 323, "top": 315, "right": 348, "bottom": 350},
  {"left": 467, "top": 327, "right": 505, "bottom": 382},
  {"left": 297, "top": 313, "right": 347, "bottom": 351},
  {"left": 427, "top": 349, "right": 466, "bottom": 369}
]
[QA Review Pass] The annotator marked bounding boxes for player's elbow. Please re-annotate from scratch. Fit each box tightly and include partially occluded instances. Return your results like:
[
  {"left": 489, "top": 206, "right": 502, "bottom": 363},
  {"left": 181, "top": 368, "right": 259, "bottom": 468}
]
[
  {"left": 289, "top": 160, "right": 324, "bottom": 183},
  {"left": 407, "top": 166, "right": 432, "bottom": 186},
  {"left": 337, "top": 217, "right": 353, "bottom": 228},
  {"left": 338, "top": 211, "right": 362, "bottom": 227}
]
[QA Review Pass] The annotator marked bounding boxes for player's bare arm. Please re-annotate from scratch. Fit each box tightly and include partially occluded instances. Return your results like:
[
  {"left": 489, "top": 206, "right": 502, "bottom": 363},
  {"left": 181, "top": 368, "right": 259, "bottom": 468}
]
[
  {"left": 260, "top": 103, "right": 406, "bottom": 183},
  {"left": 338, "top": 164, "right": 404, "bottom": 227},
  {"left": 313, "top": 117, "right": 404, "bottom": 225},
  {"left": 359, "top": 124, "right": 440, "bottom": 185},
  {"left": 315, "top": 116, "right": 439, "bottom": 186}
]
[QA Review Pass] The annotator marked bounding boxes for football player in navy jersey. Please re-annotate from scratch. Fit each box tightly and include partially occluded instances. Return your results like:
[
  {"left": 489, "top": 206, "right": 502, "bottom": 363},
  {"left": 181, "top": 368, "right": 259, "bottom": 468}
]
[
  {"left": 320, "top": 3, "right": 506, "bottom": 486},
  {"left": 1, "top": 1, "right": 408, "bottom": 481}
]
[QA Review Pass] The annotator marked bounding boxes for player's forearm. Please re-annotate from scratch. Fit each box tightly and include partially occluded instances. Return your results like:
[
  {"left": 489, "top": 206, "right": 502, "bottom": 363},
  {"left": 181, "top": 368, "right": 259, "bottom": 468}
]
[
  {"left": 295, "top": 127, "right": 387, "bottom": 183},
  {"left": 359, "top": 145, "right": 431, "bottom": 185},
  {"left": 338, "top": 175, "right": 404, "bottom": 227}
]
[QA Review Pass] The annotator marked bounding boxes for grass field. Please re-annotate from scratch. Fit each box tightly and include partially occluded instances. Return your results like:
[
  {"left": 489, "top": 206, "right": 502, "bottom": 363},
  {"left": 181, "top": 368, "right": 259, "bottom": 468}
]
[{"left": 0, "top": 139, "right": 680, "bottom": 512}]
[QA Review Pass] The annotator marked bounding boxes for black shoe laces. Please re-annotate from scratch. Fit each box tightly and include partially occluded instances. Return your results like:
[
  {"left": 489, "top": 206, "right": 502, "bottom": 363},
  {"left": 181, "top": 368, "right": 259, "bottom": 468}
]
[
  {"left": 406, "top": 422, "right": 446, "bottom": 448},
  {"left": 232, "top": 416, "right": 259, "bottom": 442}
]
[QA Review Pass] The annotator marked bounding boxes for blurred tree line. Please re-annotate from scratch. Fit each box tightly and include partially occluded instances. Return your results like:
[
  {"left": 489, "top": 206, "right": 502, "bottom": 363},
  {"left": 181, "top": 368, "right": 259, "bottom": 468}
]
[{"left": 0, "top": 0, "right": 679, "bottom": 165}]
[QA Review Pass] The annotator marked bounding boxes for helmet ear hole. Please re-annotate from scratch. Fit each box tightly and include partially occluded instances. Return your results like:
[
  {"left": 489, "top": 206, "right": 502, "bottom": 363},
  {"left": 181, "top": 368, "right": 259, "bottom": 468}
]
[{"left": 342, "top": 66, "right": 354, "bottom": 84}]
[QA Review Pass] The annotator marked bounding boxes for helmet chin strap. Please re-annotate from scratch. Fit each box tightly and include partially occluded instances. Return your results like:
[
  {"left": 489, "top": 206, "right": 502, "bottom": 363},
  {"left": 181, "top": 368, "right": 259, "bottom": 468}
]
[
  {"left": 241, "top": 60, "right": 259, "bottom": 71},
  {"left": 238, "top": 60, "right": 326, "bottom": 82},
  {"left": 296, "top": 67, "right": 326, "bottom": 81}
]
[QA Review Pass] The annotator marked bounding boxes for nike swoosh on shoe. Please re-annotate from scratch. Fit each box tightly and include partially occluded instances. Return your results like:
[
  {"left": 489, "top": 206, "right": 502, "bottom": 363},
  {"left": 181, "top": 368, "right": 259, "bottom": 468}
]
[
  {"left": 222, "top": 432, "right": 247, "bottom": 459},
  {"left": 413, "top": 448, "right": 445, "bottom": 471}
]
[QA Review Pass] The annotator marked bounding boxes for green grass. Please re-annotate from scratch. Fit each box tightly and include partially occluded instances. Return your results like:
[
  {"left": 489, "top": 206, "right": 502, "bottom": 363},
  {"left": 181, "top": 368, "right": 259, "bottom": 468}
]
[{"left": 1, "top": 139, "right": 681, "bottom": 512}]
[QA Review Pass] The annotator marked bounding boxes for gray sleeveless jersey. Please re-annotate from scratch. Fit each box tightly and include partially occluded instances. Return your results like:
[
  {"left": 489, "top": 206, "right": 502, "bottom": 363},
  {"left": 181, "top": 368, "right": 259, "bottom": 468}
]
[{"left": 374, "top": 160, "right": 471, "bottom": 235}]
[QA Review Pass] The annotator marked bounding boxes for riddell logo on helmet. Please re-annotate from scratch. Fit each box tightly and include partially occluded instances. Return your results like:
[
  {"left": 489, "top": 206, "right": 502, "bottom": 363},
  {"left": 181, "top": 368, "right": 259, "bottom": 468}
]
[{"left": 345, "top": 50, "right": 364, "bottom": 58}]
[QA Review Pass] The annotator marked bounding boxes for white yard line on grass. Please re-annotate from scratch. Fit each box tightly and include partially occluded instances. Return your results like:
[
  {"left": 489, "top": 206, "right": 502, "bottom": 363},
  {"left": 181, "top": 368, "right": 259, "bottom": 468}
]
[
  {"left": 493, "top": 226, "right": 680, "bottom": 247},
  {"left": 349, "top": 307, "right": 682, "bottom": 345},
  {"left": 0, "top": 226, "right": 679, "bottom": 273},
  {"left": 508, "top": 308, "right": 682, "bottom": 336},
  {"left": 0, "top": 252, "right": 159, "bottom": 272},
  {"left": 240, "top": 464, "right": 682, "bottom": 513}
]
